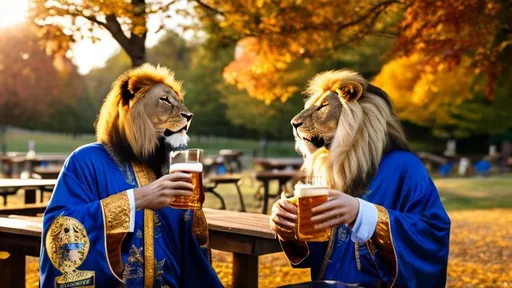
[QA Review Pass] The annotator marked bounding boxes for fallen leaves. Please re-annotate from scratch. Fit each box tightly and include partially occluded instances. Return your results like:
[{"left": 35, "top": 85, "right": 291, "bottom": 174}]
[{"left": 25, "top": 209, "right": 512, "bottom": 287}]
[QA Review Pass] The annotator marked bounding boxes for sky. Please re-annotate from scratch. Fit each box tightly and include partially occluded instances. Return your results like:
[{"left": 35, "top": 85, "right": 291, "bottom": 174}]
[{"left": 0, "top": 0, "right": 194, "bottom": 74}]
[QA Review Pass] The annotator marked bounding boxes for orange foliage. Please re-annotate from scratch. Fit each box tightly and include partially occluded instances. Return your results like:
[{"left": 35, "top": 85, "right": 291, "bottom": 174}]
[{"left": 207, "top": 0, "right": 510, "bottom": 103}]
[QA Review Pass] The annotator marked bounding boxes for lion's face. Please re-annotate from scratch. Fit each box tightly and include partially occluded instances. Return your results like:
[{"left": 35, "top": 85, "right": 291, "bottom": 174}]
[
  {"left": 139, "top": 83, "right": 192, "bottom": 148},
  {"left": 291, "top": 92, "right": 342, "bottom": 156}
]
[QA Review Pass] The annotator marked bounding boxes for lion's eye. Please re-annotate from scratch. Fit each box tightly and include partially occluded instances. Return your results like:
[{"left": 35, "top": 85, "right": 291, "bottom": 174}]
[
  {"left": 316, "top": 103, "right": 328, "bottom": 111},
  {"left": 159, "top": 97, "right": 172, "bottom": 105}
]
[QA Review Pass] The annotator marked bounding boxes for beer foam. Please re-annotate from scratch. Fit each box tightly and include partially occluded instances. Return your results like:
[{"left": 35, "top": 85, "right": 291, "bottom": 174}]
[
  {"left": 169, "top": 162, "right": 203, "bottom": 173},
  {"left": 294, "top": 184, "right": 328, "bottom": 198}
]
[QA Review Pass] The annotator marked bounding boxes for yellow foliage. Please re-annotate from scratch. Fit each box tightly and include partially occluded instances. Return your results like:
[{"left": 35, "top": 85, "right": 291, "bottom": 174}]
[{"left": 372, "top": 53, "right": 477, "bottom": 127}]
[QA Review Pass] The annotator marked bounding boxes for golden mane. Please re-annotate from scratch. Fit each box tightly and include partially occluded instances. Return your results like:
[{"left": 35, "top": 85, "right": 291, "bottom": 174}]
[
  {"left": 95, "top": 64, "right": 183, "bottom": 162},
  {"left": 303, "top": 70, "right": 408, "bottom": 196}
]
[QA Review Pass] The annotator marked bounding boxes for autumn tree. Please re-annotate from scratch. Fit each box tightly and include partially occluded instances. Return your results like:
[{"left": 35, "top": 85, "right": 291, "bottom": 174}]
[
  {"left": 31, "top": 0, "right": 229, "bottom": 67},
  {"left": 0, "top": 24, "right": 81, "bottom": 151},
  {"left": 194, "top": 0, "right": 511, "bottom": 104},
  {"left": 373, "top": 52, "right": 512, "bottom": 138}
]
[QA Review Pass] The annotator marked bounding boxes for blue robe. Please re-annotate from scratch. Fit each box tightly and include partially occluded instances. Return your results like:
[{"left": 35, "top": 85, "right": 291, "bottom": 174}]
[
  {"left": 284, "top": 151, "right": 451, "bottom": 287},
  {"left": 39, "top": 143, "right": 223, "bottom": 288}
]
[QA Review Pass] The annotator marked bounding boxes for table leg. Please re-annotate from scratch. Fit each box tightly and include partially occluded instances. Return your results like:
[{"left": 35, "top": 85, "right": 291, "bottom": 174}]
[
  {"left": 0, "top": 251, "right": 25, "bottom": 288},
  {"left": 205, "top": 187, "right": 226, "bottom": 210},
  {"left": 232, "top": 253, "right": 258, "bottom": 288},
  {"left": 261, "top": 180, "right": 270, "bottom": 214},
  {"left": 234, "top": 183, "right": 246, "bottom": 212},
  {"left": 24, "top": 188, "right": 37, "bottom": 204}
]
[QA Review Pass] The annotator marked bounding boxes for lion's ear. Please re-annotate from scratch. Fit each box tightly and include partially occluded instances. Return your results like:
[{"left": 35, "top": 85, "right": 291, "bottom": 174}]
[
  {"left": 335, "top": 81, "right": 364, "bottom": 102},
  {"left": 120, "top": 78, "right": 135, "bottom": 105}
]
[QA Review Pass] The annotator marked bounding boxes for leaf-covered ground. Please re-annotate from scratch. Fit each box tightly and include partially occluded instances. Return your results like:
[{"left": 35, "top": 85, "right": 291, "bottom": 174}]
[{"left": 23, "top": 209, "right": 512, "bottom": 287}]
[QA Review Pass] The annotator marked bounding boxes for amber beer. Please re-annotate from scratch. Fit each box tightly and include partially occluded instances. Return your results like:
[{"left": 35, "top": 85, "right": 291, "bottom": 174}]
[
  {"left": 295, "top": 185, "right": 331, "bottom": 242},
  {"left": 168, "top": 162, "right": 204, "bottom": 209}
]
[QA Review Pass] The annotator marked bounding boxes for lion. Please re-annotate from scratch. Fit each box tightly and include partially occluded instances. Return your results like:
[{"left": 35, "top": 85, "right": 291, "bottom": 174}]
[
  {"left": 95, "top": 63, "right": 193, "bottom": 175},
  {"left": 40, "top": 64, "right": 223, "bottom": 287},
  {"left": 291, "top": 69, "right": 409, "bottom": 197}
]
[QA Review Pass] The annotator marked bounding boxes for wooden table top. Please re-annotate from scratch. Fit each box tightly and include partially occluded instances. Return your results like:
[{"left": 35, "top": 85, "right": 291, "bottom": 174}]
[
  {"left": 254, "top": 157, "right": 303, "bottom": 166},
  {"left": 0, "top": 154, "right": 68, "bottom": 164},
  {"left": 0, "top": 179, "right": 57, "bottom": 189},
  {"left": 206, "top": 173, "right": 243, "bottom": 183},
  {"left": 256, "top": 170, "right": 305, "bottom": 180},
  {"left": 219, "top": 150, "right": 244, "bottom": 157},
  {"left": 0, "top": 208, "right": 276, "bottom": 240}
]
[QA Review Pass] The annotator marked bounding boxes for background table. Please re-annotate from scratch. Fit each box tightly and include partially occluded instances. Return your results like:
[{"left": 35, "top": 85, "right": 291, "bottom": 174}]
[{"left": 0, "top": 179, "right": 57, "bottom": 205}]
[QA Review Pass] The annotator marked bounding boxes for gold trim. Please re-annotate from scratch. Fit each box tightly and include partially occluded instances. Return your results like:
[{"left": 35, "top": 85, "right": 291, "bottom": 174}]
[
  {"left": 101, "top": 191, "right": 131, "bottom": 234},
  {"left": 132, "top": 161, "right": 157, "bottom": 288},
  {"left": 371, "top": 205, "right": 398, "bottom": 287},
  {"left": 100, "top": 204, "right": 125, "bottom": 283},
  {"left": 354, "top": 242, "right": 361, "bottom": 271},
  {"left": 318, "top": 225, "right": 336, "bottom": 278},
  {"left": 365, "top": 241, "right": 380, "bottom": 272},
  {"left": 143, "top": 209, "right": 155, "bottom": 288}
]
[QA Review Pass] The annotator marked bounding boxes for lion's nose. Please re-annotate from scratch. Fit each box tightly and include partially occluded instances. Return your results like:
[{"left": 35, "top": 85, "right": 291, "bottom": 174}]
[
  {"left": 181, "top": 113, "right": 193, "bottom": 122},
  {"left": 291, "top": 120, "right": 303, "bottom": 129}
]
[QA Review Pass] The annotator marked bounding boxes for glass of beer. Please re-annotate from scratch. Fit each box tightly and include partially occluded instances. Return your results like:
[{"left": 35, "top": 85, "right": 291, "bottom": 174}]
[
  {"left": 168, "top": 149, "right": 204, "bottom": 209},
  {"left": 294, "top": 178, "right": 331, "bottom": 242}
]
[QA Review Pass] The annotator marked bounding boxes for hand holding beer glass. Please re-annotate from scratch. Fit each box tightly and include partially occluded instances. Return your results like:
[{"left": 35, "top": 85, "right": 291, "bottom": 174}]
[
  {"left": 271, "top": 177, "right": 331, "bottom": 242},
  {"left": 168, "top": 149, "right": 205, "bottom": 209}
]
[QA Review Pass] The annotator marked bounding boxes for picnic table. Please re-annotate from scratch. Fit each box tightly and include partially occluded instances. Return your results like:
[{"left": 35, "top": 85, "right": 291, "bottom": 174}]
[
  {"left": 253, "top": 157, "right": 303, "bottom": 171},
  {"left": 0, "top": 208, "right": 280, "bottom": 288},
  {"left": 205, "top": 174, "right": 246, "bottom": 211},
  {"left": 0, "top": 179, "right": 57, "bottom": 205},
  {"left": 219, "top": 149, "right": 244, "bottom": 173},
  {"left": 33, "top": 165, "right": 62, "bottom": 179},
  {"left": 256, "top": 170, "right": 306, "bottom": 214},
  {"left": 0, "top": 153, "right": 67, "bottom": 178}
]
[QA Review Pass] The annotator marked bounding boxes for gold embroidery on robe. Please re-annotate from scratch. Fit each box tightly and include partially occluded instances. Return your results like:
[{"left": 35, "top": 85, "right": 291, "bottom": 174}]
[
  {"left": 132, "top": 161, "right": 157, "bottom": 288},
  {"left": 370, "top": 204, "right": 398, "bottom": 287},
  {"left": 100, "top": 191, "right": 130, "bottom": 280},
  {"left": 101, "top": 191, "right": 131, "bottom": 234},
  {"left": 192, "top": 208, "right": 209, "bottom": 247},
  {"left": 46, "top": 216, "right": 95, "bottom": 287}
]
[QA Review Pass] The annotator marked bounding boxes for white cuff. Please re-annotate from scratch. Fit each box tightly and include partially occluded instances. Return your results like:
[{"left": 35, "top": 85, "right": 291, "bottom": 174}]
[
  {"left": 350, "top": 198, "right": 378, "bottom": 242},
  {"left": 127, "top": 188, "right": 136, "bottom": 232}
]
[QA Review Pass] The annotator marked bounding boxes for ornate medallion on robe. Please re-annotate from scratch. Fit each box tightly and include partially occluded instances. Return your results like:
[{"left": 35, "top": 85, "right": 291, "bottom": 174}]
[{"left": 46, "top": 216, "right": 95, "bottom": 288}]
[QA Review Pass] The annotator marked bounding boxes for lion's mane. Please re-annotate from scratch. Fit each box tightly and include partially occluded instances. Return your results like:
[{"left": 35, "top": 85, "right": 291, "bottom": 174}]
[
  {"left": 303, "top": 70, "right": 409, "bottom": 197},
  {"left": 95, "top": 64, "right": 183, "bottom": 165}
]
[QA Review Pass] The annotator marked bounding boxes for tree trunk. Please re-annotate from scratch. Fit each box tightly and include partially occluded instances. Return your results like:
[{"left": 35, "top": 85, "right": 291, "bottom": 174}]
[{"left": 131, "top": 55, "right": 146, "bottom": 67}]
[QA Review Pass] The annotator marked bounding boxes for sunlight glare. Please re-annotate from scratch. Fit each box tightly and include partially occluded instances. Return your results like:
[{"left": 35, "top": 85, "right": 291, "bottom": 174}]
[{"left": 0, "top": 0, "right": 29, "bottom": 28}]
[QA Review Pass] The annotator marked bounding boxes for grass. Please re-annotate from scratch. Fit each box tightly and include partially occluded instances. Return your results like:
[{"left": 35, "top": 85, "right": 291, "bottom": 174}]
[
  {"left": 4, "top": 128, "right": 512, "bottom": 211},
  {"left": 436, "top": 175, "right": 512, "bottom": 210},
  {"left": 3, "top": 128, "right": 298, "bottom": 158}
]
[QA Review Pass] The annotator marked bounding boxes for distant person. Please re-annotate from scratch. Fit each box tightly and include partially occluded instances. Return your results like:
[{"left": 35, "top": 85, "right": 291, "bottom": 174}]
[{"left": 270, "top": 70, "right": 450, "bottom": 287}]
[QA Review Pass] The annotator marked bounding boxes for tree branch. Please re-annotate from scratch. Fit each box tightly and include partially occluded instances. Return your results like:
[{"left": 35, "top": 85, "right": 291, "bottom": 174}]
[
  {"left": 103, "top": 14, "right": 132, "bottom": 54},
  {"left": 194, "top": 0, "right": 224, "bottom": 16}
]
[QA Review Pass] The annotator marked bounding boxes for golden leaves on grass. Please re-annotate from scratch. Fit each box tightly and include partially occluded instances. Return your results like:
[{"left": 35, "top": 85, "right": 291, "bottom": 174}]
[
  {"left": 25, "top": 209, "right": 512, "bottom": 287},
  {"left": 447, "top": 209, "right": 512, "bottom": 288}
]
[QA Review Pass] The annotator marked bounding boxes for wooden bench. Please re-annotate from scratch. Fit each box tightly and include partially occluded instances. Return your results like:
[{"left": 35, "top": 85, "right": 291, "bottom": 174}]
[
  {"left": 0, "top": 203, "right": 46, "bottom": 216},
  {"left": 0, "top": 208, "right": 280, "bottom": 288},
  {"left": 0, "top": 179, "right": 57, "bottom": 205}
]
